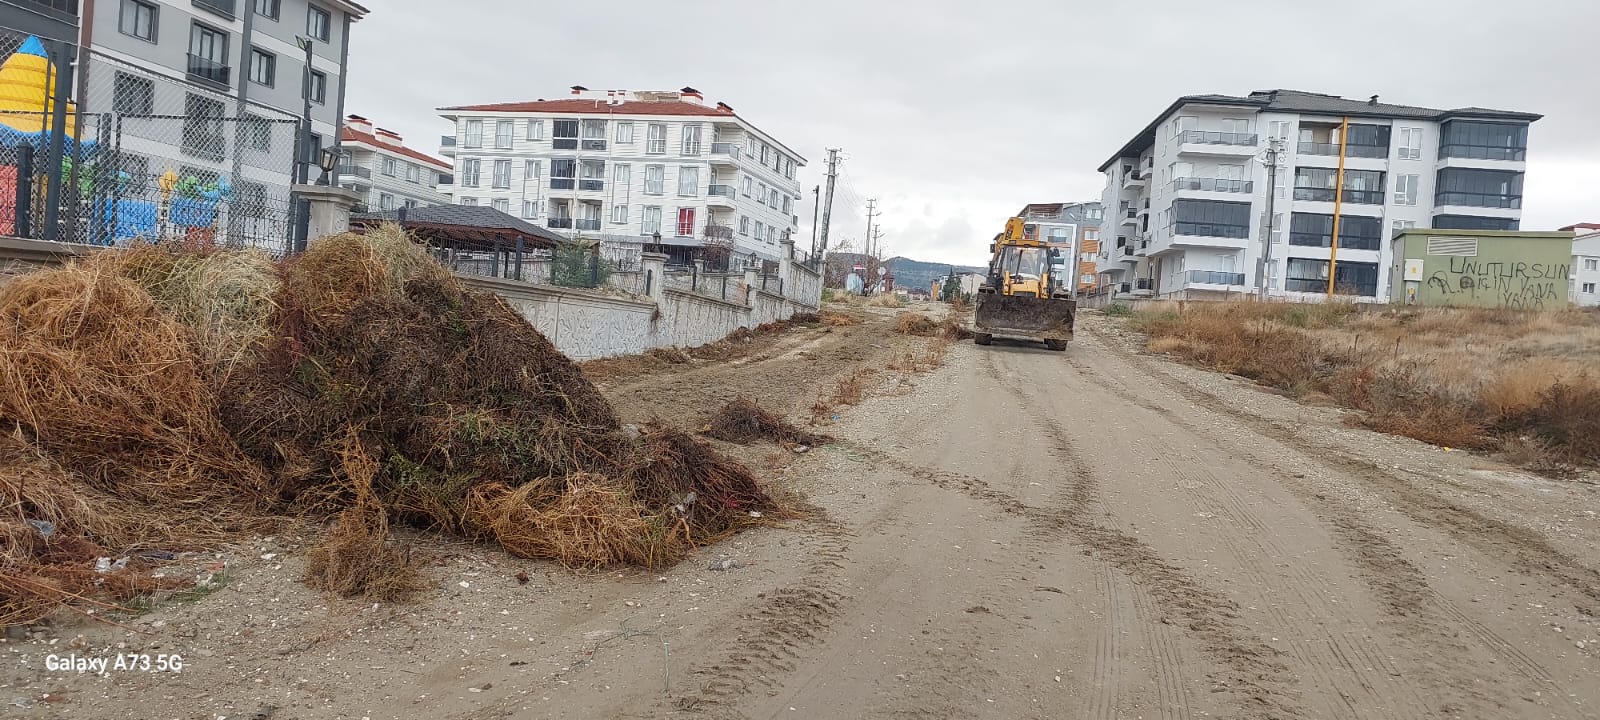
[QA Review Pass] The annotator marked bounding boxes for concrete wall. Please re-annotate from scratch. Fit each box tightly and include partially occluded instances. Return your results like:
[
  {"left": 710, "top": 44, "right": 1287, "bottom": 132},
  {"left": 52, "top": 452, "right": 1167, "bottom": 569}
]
[{"left": 1390, "top": 229, "right": 1575, "bottom": 310}]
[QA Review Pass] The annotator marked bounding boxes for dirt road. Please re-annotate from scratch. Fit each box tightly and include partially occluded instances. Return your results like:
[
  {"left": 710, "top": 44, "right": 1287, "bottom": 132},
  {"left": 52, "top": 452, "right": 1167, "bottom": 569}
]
[{"left": 5, "top": 307, "right": 1599, "bottom": 719}]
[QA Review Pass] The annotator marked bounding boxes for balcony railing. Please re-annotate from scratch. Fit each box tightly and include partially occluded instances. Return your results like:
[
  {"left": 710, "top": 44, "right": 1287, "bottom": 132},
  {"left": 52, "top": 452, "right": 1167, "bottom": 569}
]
[
  {"left": 1439, "top": 144, "right": 1526, "bottom": 162},
  {"left": 1289, "top": 233, "right": 1381, "bottom": 251},
  {"left": 704, "top": 224, "right": 735, "bottom": 240},
  {"left": 711, "top": 142, "right": 738, "bottom": 157},
  {"left": 708, "top": 184, "right": 736, "bottom": 199},
  {"left": 440, "top": 135, "right": 456, "bottom": 148},
  {"left": 1177, "top": 130, "right": 1257, "bottom": 146},
  {"left": 1171, "top": 177, "right": 1253, "bottom": 194},
  {"left": 185, "top": 54, "right": 230, "bottom": 87},
  {"left": 582, "top": 139, "right": 607, "bottom": 151},
  {"left": 1124, "top": 208, "right": 1138, "bottom": 219},
  {"left": 1297, "top": 142, "right": 1389, "bottom": 158},
  {"left": 575, "top": 219, "right": 601, "bottom": 231},
  {"left": 1121, "top": 246, "right": 1134, "bottom": 257},
  {"left": 1186, "top": 270, "right": 1245, "bottom": 286},
  {"left": 1136, "top": 278, "right": 1155, "bottom": 291},
  {"left": 1293, "top": 187, "right": 1384, "bottom": 205},
  {"left": 550, "top": 178, "right": 575, "bottom": 190},
  {"left": 553, "top": 138, "right": 578, "bottom": 150},
  {"left": 336, "top": 165, "right": 372, "bottom": 179},
  {"left": 1170, "top": 221, "right": 1250, "bottom": 239},
  {"left": 578, "top": 179, "right": 604, "bottom": 192},
  {"left": 192, "top": 0, "right": 235, "bottom": 18},
  {"left": 1434, "top": 191, "right": 1523, "bottom": 209}
]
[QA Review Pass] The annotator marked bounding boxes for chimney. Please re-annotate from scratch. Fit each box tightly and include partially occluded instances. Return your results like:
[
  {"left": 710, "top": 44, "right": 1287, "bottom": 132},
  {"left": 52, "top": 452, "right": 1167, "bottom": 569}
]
[
  {"left": 374, "top": 127, "right": 403, "bottom": 147},
  {"left": 715, "top": 101, "right": 734, "bottom": 114},
  {"left": 570, "top": 85, "right": 588, "bottom": 95},
  {"left": 1369, "top": 95, "right": 1379, "bottom": 106},
  {"left": 680, "top": 86, "right": 704, "bottom": 103},
  {"left": 345, "top": 114, "right": 373, "bottom": 134}
]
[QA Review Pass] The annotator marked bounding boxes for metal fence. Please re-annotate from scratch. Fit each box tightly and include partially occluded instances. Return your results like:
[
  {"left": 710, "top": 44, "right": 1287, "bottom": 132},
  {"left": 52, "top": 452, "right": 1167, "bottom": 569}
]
[{"left": 0, "top": 28, "right": 302, "bottom": 254}]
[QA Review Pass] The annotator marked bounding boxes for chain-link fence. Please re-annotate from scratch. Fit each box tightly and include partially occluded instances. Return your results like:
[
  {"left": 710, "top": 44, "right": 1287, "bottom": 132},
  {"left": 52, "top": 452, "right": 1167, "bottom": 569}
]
[{"left": 0, "top": 28, "right": 301, "bottom": 254}]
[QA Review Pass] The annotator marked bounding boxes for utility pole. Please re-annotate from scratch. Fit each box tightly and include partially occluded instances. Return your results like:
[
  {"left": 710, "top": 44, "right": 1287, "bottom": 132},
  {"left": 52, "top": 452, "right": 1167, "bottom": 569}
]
[
  {"left": 809, "top": 184, "right": 820, "bottom": 259},
  {"left": 863, "top": 198, "right": 879, "bottom": 259},
  {"left": 818, "top": 148, "right": 840, "bottom": 255},
  {"left": 1256, "top": 137, "right": 1284, "bottom": 299}
]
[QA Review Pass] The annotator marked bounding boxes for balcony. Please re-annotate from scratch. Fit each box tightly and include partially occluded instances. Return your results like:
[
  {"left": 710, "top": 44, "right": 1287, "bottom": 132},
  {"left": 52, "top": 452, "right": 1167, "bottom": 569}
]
[
  {"left": 707, "top": 185, "right": 736, "bottom": 206},
  {"left": 1293, "top": 187, "right": 1384, "bottom": 205},
  {"left": 1168, "top": 222, "right": 1251, "bottom": 250},
  {"left": 1122, "top": 169, "right": 1147, "bottom": 189},
  {"left": 1134, "top": 278, "right": 1155, "bottom": 296},
  {"left": 575, "top": 219, "right": 601, "bottom": 231},
  {"left": 1176, "top": 130, "right": 1258, "bottom": 156},
  {"left": 1118, "top": 246, "right": 1137, "bottom": 264},
  {"left": 1439, "top": 144, "right": 1526, "bottom": 162},
  {"left": 439, "top": 136, "right": 456, "bottom": 157},
  {"left": 548, "top": 218, "right": 574, "bottom": 229},
  {"left": 1170, "top": 177, "right": 1253, "bottom": 194},
  {"left": 578, "top": 180, "right": 604, "bottom": 192},
  {"left": 1434, "top": 191, "right": 1522, "bottom": 210},
  {"left": 582, "top": 139, "right": 607, "bottom": 152},
  {"left": 550, "top": 178, "right": 575, "bottom": 190},
  {"left": 1185, "top": 270, "right": 1245, "bottom": 287},
  {"left": 192, "top": 0, "right": 235, "bottom": 18},
  {"left": 185, "top": 54, "right": 230, "bottom": 88},
  {"left": 336, "top": 165, "right": 372, "bottom": 184},
  {"left": 1297, "top": 142, "right": 1389, "bottom": 159},
  {"left": 705, "top": 224, "right": 735, "bottom": 241},
  {"left": 553, "top": 138, "right": 578, "bottom": 150}
]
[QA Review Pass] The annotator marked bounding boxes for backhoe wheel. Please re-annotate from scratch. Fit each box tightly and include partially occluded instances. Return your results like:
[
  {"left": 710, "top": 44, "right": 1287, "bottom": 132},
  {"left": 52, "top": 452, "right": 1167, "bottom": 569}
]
[
  {"left": 1044, "top": 339, "right": 1068, "bottom": 352},
  {"left": 974, "top": 333, "right": 992, "bottom": 346}
]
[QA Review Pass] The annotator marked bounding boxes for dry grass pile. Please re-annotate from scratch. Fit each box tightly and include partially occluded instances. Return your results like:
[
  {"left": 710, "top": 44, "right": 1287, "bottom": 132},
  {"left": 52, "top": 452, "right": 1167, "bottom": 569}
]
[
  {"left": 1, "top": 224, "right": 779, "bottom": 622},
  {"left": 705, "top": 397, "right": 827, "bottom": 447},
  {"left": 1131, "top": 302, "right": 1600, "bottom": 472},
  {"left": 888, "top": 337, "right": 954, "bottom": 374},
  {"left": 895, "top": 312, "right": 974, "bottom": 340},
  {"left": 818, "top": 310, "right": 860, "bottom": 326}
]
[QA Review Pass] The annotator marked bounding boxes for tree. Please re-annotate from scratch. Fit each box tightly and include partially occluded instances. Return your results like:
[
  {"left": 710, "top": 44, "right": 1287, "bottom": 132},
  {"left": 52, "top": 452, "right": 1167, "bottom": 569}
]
[{"left": 550, "top": 239, "right": 613, "bottom": 288}]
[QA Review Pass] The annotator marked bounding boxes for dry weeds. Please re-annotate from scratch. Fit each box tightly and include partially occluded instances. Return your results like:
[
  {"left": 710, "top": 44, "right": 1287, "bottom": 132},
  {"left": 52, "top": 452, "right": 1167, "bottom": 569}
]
[{"left": 705, "top": 397, "right": 827, "bottom": 446}]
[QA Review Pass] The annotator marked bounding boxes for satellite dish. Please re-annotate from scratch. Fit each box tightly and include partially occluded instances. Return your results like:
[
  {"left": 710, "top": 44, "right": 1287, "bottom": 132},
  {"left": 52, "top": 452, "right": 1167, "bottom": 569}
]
[{"left": 877, "top": 266, "right": 887, "bottom": 276}]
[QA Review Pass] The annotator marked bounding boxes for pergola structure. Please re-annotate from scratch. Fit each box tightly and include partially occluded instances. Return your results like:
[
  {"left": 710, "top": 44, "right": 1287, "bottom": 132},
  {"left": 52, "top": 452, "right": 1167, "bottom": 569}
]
[{"left": 351, "top": 205, "right": 565, "bottom": 281}]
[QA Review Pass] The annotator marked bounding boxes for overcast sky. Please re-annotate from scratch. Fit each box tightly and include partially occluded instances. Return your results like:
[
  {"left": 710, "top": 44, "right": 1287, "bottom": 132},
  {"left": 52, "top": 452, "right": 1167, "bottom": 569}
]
[{"left": 347, "top": 0, "right": 1600, "bottom": 267}]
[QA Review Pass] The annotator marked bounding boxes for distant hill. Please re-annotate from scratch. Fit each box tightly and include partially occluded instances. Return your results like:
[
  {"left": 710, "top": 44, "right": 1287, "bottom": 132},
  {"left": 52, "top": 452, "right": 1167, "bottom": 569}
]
[{"left": 826, "top": 253, "right": 986, "bottom": 291}]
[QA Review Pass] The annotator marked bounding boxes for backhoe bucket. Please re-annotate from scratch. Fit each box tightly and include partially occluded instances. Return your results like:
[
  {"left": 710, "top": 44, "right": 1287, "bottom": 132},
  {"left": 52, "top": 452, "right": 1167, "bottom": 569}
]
[{"left": 973, "top": 293, "right": 1076, "bottom": 349}]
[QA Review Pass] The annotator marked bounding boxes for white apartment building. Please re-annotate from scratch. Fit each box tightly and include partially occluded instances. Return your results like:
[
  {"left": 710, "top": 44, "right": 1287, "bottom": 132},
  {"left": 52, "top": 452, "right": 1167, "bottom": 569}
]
[
  {"left": 1569, "top": 224, "right": 1600, "bottom": 307},
  {"left": 336, "top": 115, "right": 451, "bottom": 211},
  {"left": 438, "top": 87, "right": 805, "bottom": 263},
  {"left": 1097, "top": 90, "right": 1540, "bottom": 301}
]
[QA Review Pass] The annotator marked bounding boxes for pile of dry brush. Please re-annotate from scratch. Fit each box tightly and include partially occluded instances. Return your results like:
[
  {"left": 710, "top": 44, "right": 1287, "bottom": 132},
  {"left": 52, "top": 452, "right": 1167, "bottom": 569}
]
[{"left": 0, "top": 225, "right": 778, "bottom": 624}]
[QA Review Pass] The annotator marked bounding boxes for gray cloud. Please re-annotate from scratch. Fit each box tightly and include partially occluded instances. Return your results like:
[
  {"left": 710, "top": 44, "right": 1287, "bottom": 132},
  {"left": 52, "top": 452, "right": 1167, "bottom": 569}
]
[{"left": 347, "top": 0, "right": 1600, "bottom": 265}]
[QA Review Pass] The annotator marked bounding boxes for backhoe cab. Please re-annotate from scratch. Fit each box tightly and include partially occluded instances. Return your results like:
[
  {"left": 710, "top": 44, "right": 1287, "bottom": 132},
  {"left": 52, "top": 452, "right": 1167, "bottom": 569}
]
[{"left": 974, "top": 217, "right": 1076, "bottom": 351}]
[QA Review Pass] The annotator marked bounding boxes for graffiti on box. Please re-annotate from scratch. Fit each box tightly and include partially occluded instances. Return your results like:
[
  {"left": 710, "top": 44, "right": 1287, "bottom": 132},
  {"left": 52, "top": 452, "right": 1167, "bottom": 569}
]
[{"left": 1425, "top": 257, "right": 1569, "bottom": 310}]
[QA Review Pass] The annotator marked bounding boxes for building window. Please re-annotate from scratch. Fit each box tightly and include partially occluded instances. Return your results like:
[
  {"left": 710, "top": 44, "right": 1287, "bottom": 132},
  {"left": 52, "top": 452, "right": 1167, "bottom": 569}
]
[
  {"left": 381, "top": 157, "right": 396, "bottom": 176},
  {"left": 757, "top": 182, "right": 767, "bottom": 205},
  {"left": 739, "top": 215, "right": 749, "bottom": 235},
  {"left": 1432, "top": 215, "right": 1519, "bottom": 231},
  {"left": 1392, "top": 220, "right": 1416, "bottom": 234},
  {"left": 254, "top": 0, "right": 279, "bottom": 19},
  {"left": 308, "top": 70, "right": 327, "bottom": 104},
  {"left": 782, "top": 195, "right": 793, "bottom": 214},
  {"left": 241, "top": 113, "right": 271, "bottom": 151},
  {"left": 492, "top": 159, "right": 511, "bottom": 188},
  {"left": 1288, "top": 213, "right": 1382, "bottom": 251},
  {"left": 644, "top": 165, "right": 664, "bottom": 195},
  {"left": 1398, "top": 127, "right": 1423, "bottom": 160},
  {"left": 1293, "top": 167, "right": 1385, "bottom": 204},
  {"left": 1586, "top": 259, "right": 1599, "bottom": 272},
  {"left": 642, "top": 206, "right": 662, "bottom": 235},
  {"left": 611, "top": 204, "right": 629, "bottom": 224},
  {"left": 581, "top": 119, "right": 607, "bottom": 151},
  {"left": 1285, "top": 258, "right": 1378, "bottom": 296},
  {"left": 112, "top": 72, "right": 154, "bottom": 115},
  {"left": 1392, "top": 174, "right": 1419, "bottom": 206},
  {"left": 308, "top": 5, "right": 331, "bottom": 42},
  {"left": 460, "top": 158, "right": 481, "bottom": 187},
  {"left": 676, "top": 207, "right": 696, "bottom": 237},
  {"left": 741, "top": 177, "right": 753, "bottom": 197},
  {"left": 379, "top": 193, "right": 394, "bottom": 210},
  {"left": 495, "top": 120, "right": 513, "bottom": 149},
  {"left": 769, "top": 189, "right": 779, "bottom": 207},
  {"left": 578, "top": 160, "right": 604, "bottom": 191},
  {"left": 612, "top": 164, "right": 631, "bottom": 205},
  {"left": 526, "top": 120, "right": 544, "bottom": 141},
  {"left": 1085, "top": 228, "right": 1099, "bottom": 241},
  {"left": 247, "top": 47, "right": 275, "bottom": 86},
  {"left": 754, "top": 220, "right": 765, "bottom": 241},
  {"left": 1169, "top": 199, "right": 1250, "bottom": 239},
  {"left": 646, "top": 123, "right": 666, "bottom": 154},
  {"left": 522, "top": 200, "right": 538, "bottom": 218},
  {"left": 459, "top": 197, "right": 477, "bottom": 206},
  {"left": 1585, "top": 283, "right": 1597, "bottom": 295},
  {"left": 549, "top": 158, "right": 575, "bottom": 190},
  {"left": 404, "top": 199, "right": 418, "bottom": 209},
  {"left": 677, "top": 166, "right": 699, "bottom": 196},
  {"left": 1439, "top": 120, "right": 1528, "bottom": 161},
  {"left": 616, "top": 122, "right": 634, "bottom": 144},
  {"left": 491, "top": 198, "right": 509, "bottom": 213},
  {"left": 406, "top": 164, "right": 419, "bottom": 183},
  {"left": 1435, "top": 168, "right": 1523, "bottom": 209},
  {"left": 525, "top": 159, "right": 540, "bottom": 186},
  {"left": 187, "top": 23, "right": 229, "bottom": 86},
  {"left": 463, "top": 119, "right": 483, "bottom": 148},
  {"left": 681, "top": 124, "right": 702, "bottom": 155},
  {"left": 552, "top": 120, "right": 578, "bottom": 150},
  {"left": 1269, "top": 120, "right": 1292, "bottom": 139},
  {"left": 180, "top": 93, "right": 226, "bottom": 161},
  {"left": 119, "top": 0, "right": 158, "bottom": 43}
]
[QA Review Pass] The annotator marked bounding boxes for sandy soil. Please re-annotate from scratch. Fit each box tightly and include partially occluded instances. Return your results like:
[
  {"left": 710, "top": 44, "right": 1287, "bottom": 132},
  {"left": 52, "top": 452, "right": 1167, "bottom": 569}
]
[{"left": 4, "top": 306, "right": 1599, "bottom": 720}]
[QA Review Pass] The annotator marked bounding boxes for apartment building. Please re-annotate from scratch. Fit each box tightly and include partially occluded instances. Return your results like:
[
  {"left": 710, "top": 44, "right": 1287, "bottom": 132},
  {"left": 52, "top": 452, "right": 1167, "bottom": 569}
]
[
  {"left": 1568, "top": 223, "right": 1600, "bottom": 307},
  {"left": 1017, "top": 201, "right": 1104, "bottom": 293},
  {"left": 84, "top": 0, "right": 366, "bottom": 160},
  {"left": 1097, "top": 89, "right": 1540, "bottom": 301},
  {"left": 2, "top": 0, "right": 78, "bottom": 43},
  {"left": 438, "top": 87, "right": 806, "bottom": 263},
  {"left": 336, "top": 114, "right": 450, "bottom": 211}
]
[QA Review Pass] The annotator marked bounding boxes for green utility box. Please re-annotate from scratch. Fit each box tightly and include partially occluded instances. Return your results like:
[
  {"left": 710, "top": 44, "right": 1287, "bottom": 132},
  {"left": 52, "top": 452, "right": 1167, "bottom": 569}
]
[{"left": 1390, "top": 229, "right": 1575, "bottom": 310}]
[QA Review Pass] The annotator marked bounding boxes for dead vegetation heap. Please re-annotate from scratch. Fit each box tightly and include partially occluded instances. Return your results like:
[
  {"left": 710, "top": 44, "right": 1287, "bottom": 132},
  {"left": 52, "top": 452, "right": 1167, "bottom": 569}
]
[{"left": 0, "top": 225, "right": 778, "bottom": 624}]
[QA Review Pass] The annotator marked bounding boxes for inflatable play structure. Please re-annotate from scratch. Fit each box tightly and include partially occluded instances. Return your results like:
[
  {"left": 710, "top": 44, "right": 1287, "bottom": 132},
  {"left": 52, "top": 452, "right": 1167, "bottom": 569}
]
[{"left": 1, "top": 35, "right": 233, "bottom": 243}]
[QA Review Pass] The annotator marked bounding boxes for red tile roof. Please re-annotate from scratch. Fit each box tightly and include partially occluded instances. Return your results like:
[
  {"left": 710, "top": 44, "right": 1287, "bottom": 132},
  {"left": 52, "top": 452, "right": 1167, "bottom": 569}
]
[
  {"left": 340, "top": 127, "right": 451, "bottom": 171},
  {"left": 439, "top": 99, "right": 733, "bottom": 117}
]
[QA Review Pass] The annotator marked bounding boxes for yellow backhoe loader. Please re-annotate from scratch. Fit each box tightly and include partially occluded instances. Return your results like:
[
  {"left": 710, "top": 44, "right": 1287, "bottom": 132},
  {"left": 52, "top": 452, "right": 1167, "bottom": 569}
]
[{"left": 973, "top": 217, "right": 1075, "bottom": 351}]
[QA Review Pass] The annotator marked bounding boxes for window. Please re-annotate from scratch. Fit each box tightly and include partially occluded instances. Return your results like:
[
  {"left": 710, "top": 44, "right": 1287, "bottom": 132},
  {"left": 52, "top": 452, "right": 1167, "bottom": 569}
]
[
  {"left": 757, "top": 182, "right": 768, "bottom": 205},
  {"left": 492, "top": 159, "right": 511, "bottom": 188},
  {"left": 379, "top": 193, "right": 394, "bottom": 210},
  {"left": 553, "top": 120, "right": 579, "bottom": 150},
  {"left": 681, "top": 124, "right": 702, "bottom": 155},
  {"left": 616, "top": 122, "right": 634, "bottom": 144},
  {"left": 642, "top": 206, "right": 662, "bottom": 235},
  {"left": 524, "top": 160, "right": 540, "bottom": 187},
  {"left": 579, "top": 160, "right": 604, "bottom": 191},
  {"left": 1392, "top": 220, "right": 1416, "bottom": 235},
  {"left": 1393, "top": 174, "right": 1419, "bottom": 206},
  {"left": 241, "top": 113, "right": 271, "bottom": 151},
  {"left": 308, "top": 70, "right": 327, "bottom": 104},
  {"left": 1433, "top": 215, "right": 1519, "bottom": 231},
  {"left": 254, "top": 0, "right": 279, "bottom": 20},
  {"left": 646, "top": 123, "right": 667, "bottom": 154},
  {"left": 491, "top": 198, "right": 509, "bottom": 213},
  {"left": 611, "top": 204, "right": 628, "bottom": 224},
  {"left": 550, "top": 158, "right": 575, "bottom": 190},
  {"left": 181, "top": 93, "right": 225, "bottom": 161},
  {"left": 1170, "top": 115, "right": 1198, "bottom": 139},
  {"left": 644, "top": 165, "right": 664, "bottom": 195},
  {"left": 522, "top": 200, "right": 538, "bottom": 218},
  {"left": 1435, "top": 168, "right": 1523, "bottom": 209},
  {"left": 187, "top": 23, "right": 229, "bottom": 86},
  {"left": 406, "top": 164, "right": 419, "bottom": 183},
  {"left": 381, "top": 157, "right": 396, "bottom": 176},
  {"left": 463, "top": 119, "right": 483, "bottom": 148},
  {"left": 526, "top": 120, "right": 544, "bottom": 141},
  {"left": 739, "top": 216, "right": 749, "bottom": 235},
  {"left": 612, "top": 164, "right": 631, "bottom": 204},
  {"left": 742, "top": 177, "right": 753, "bottom": 197},
  {"left": 1285, "top": 258, "right": 1378, "bottom": 296},
  {"left": 785, "top": 157, "right": 796, "bottom": 180},
  {"left": 112, "top": 72, "right": 153, "bottom": 115},
  {"left": 677, "top": 166, "right": 699, "bottom": 196},
  {"left": 1269, "top": 120, "right": 1291, "bottom": 139},
  {"left": 1398, "top": 127, "right": 1423, "bottom": 160},
  {"left": 1585, "top": 283, "right": 1597, "bottom": 295},
  {"left": 1169, "top": 199, "right": 1250, "bottom": 239},
  {"left": 1293, "top": 167, "right": 1385, "bottom": 204},
  {"left": 460, "top": 159, "right": 481, "bottom": 187},
  {"left": 307, "top": 5, "right": 331, "bottom": 41},
  {"left": 119, "top": 0, "right": 157, "bottom": 42},
  {"left": 782, "top": 195, "right": 793, "bottom": 214},
  {"left": 494, "top": 120, "right": 513, "bottom": 149},
  {"left": 404, "top": 199, "right": 418, "bottom": 209},
  {"left": 769, "top": 189, "right": 780, "bottom": 207},
  {"left": 459, "top": 197, "right": 477, "bottom": 206},
  {"left": 1288, "top": 213, "right": 1383, "bottom": 250},
  {"left": 1439, "top": 121, "right": 1528, "bottom": 161},
  {"left": 1586, "top": 259, "right": 1599, "bottom": 272},
  {"left": 581, "top": 119, "right": 607, "bottom": 151}
]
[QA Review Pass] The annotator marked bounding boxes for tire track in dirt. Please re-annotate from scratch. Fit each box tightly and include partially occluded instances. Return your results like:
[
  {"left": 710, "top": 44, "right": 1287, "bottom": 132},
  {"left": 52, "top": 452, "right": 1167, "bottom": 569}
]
[
  {"left": 1085, "top": 325, "right": 1582, "bottom": 712},
  {"left": 982, "top": 350, "right": 1302, "bottom": 720}
]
